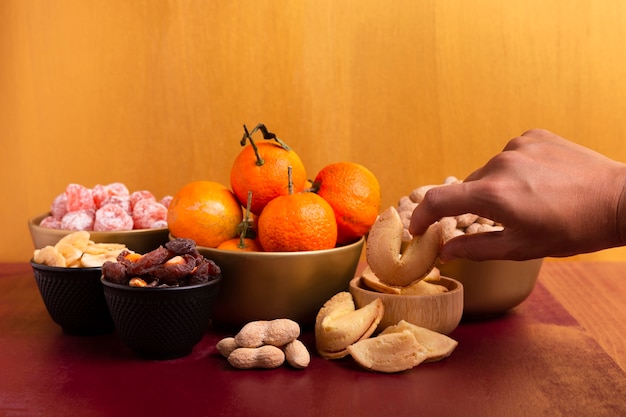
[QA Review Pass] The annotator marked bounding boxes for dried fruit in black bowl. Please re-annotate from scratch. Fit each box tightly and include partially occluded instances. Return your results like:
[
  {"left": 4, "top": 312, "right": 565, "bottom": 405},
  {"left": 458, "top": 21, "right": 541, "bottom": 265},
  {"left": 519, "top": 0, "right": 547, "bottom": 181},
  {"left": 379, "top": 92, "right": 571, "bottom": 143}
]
[{"left": 101, "top": 238, "right": 221, "bottom": 359}]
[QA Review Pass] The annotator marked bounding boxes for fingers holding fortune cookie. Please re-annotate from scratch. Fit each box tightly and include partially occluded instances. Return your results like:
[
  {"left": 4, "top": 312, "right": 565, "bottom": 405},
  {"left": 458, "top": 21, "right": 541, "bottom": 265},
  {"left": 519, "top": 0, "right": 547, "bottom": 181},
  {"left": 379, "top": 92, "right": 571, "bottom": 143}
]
[{"left": 366, "top": 206, "right": 443, "bottom": 288}]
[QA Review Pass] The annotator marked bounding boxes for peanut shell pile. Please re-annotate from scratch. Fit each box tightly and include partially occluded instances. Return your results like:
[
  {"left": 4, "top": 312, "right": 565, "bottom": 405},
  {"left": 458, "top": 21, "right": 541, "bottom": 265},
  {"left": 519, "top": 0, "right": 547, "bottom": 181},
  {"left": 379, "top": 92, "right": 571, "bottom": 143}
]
[
  {"left": 217, "top": 319, "right": 310, "bottom": 369},
  {"left": 397, "top": 176, "right": 503, "bottom": 243}
]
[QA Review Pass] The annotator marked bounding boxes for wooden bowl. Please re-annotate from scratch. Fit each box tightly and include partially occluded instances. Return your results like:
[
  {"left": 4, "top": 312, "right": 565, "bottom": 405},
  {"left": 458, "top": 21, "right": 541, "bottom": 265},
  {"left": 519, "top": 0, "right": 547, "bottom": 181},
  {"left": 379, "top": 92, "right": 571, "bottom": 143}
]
[{"left": 349, "top": 276, "right": 463, "bottom": 335}]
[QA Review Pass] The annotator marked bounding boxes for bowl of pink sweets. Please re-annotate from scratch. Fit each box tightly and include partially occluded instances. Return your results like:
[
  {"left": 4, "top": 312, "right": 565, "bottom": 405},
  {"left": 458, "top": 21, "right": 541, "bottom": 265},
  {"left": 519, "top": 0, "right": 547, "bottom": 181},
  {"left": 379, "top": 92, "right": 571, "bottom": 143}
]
[{"left": 29, "top": 182, "right": 171, "bottom": 254}]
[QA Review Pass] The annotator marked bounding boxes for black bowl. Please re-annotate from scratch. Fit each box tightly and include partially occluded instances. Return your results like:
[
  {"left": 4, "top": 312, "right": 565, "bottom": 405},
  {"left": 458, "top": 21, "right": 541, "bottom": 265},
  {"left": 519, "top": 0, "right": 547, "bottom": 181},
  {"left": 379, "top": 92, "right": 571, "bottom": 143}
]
[
  {"left": 30, "top": 260, "right": 115, "bottom": 335},
  {"left": 101, "top": 276, "right": 221, "bottom": 360}
]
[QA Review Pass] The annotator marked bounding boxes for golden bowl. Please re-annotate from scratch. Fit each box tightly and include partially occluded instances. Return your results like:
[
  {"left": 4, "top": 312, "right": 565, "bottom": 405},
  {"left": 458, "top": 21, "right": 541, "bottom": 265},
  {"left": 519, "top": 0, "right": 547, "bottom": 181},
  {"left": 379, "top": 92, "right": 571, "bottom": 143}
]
[
  {"left": 437, "top": 258, "right": 543, "bottom": 319},
  {"left": 28, "top": 213, "right": 170, "bottom": 254},
  {"left": 195, "top": 237, "right": 365, "bottom": 328},
  {"left": 349, "top": 275, "right": 463, "bottom": 335}
]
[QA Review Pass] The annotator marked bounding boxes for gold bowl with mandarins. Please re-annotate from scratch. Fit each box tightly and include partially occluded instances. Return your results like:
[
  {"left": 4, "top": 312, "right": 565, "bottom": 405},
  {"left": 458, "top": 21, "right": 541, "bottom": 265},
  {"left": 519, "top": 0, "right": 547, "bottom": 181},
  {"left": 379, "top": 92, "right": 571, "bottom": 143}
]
[{"left": 193, "top": 236, "right": 366, "bottom": 329}]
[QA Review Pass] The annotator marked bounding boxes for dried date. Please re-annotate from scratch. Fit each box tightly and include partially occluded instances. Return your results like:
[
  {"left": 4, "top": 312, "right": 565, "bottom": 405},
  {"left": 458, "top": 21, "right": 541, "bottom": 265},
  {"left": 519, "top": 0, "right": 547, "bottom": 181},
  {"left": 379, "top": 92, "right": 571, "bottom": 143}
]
[
  {"left": 102, "top": 238, "right": 220, "bottom": 287},
  {"left": 165, "top": 238, "right": 200, "bottom": 257},
  {"left": 125, "top": 246, "right": 171, "bottom": 276},
  {"left": 102, "top": 261, "right": 129, "bottom": 285},
  {"left": 150, "top": 254, "right": 198, "bottom": 286}
]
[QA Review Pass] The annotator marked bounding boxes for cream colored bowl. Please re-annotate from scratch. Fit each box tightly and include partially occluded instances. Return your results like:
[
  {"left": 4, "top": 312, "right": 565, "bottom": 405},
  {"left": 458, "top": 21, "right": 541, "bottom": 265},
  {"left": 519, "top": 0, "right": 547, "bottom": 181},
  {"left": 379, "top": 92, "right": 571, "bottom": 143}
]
[
  {"left": 195, "top": 237, "right": 365, "bottom": 328},
  {"left": 28, "top": 213, "right": 170, "bottom": 254},
  {"left": 349, "top": 275, "right": 463, "bottom": 335},
  {"left": 437, "top": 258, "right": 543, "bottom": 319}
]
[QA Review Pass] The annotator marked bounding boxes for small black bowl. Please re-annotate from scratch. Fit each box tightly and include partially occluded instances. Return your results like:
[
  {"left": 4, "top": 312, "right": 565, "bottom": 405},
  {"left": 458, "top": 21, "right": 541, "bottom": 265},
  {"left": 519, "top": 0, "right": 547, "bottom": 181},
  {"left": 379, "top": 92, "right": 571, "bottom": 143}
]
[
  {"left": 30, "top": 260, "right": 115, "bottom": 335},
  {"left": 101, "top": 276, "right": 221, "bottom": 360}
]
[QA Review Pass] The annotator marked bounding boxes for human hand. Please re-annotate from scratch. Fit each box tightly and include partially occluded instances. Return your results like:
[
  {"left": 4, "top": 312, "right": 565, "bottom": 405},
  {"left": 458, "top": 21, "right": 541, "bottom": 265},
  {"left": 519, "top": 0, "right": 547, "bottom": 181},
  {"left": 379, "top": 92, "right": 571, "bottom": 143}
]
[{"left": 409, "top": 129, "right": 626, "bottom": 261}]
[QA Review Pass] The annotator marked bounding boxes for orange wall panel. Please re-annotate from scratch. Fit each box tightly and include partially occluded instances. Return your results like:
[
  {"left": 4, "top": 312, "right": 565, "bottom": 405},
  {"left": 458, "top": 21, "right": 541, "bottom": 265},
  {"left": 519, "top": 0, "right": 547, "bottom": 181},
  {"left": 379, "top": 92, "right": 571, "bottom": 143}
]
[{"left": 2, "top": 0, "right": 626, "bottom": 261}]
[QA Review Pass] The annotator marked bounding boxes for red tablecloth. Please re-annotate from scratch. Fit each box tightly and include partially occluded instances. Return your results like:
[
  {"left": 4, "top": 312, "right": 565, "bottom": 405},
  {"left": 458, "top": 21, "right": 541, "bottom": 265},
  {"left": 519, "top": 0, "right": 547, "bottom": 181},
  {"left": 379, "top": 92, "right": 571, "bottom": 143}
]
[{"left": 1, "top": 263, "right": 625, "bottom": 417}]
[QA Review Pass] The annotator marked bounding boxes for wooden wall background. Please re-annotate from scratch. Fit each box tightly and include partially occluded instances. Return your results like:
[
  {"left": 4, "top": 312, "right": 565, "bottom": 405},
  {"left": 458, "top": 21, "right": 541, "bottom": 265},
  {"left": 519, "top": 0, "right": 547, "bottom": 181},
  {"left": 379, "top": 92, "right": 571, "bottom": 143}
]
[{"left": 2, "top": 0, "right": 626, "bottom": 262}]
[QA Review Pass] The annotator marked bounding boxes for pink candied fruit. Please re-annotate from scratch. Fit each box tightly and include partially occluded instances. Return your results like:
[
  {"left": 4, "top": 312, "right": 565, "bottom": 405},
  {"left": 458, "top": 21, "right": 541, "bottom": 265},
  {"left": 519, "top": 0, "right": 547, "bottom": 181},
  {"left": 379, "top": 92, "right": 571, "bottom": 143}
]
[
  {"left": 150, "top": 219, "right": 168, "bottom": 229},
  {"left": 132, "top": 199, "right": 168, "bottom": 229},
  {"left": 102, "top": 194, "right": 132, "bottom": 215},
  {"left": 107, "top": 182, "right": 130, "bottom": 197},
  {"left": 39, "top": 215, "right": 62, "bottom": 229},
  {"left": 159, "top": 195, "right": 173, "bottom": 209},
  {"left": 50, "top": 193, "right": 68, "bottom": 219},
  {"left": 65, "top": 184, "right": 96, "bottom": 212},
  {"left": 93, "top": 182, "right": 130, "bottom": 208},
  {"left": 130, "top": 190, "right": 156, "bottom": 209},
  {"left": 94, "top": 204, "right": 134, "bottom": 231},
  {"left": 92, "top": 184, "right": 109, "bottom": 208},
  {"left": 61, "top": 209, "right": 95, "bottom": 231}
]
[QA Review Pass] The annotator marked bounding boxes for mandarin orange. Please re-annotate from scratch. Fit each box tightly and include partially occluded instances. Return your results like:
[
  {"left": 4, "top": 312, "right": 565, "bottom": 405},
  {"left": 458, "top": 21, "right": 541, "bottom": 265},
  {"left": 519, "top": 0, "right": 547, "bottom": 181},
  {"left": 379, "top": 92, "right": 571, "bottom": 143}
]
[
  {"left": 230, "top": 124, "right": 307, "bottom": 215},
  {"left": 217, "top": 190, "right": 263, "bottom": 252},
  {"left": 216, "top": 237, "right": 264, "bottom": 252},
  {"left": 166, "top": 180, "right": 243, "bottom": 248},
  {"left": 312, "top": 161, "right": 382, "bottom": 245},
  {"left": 258, "top": 191, "right": 337, "bottom": 252}
]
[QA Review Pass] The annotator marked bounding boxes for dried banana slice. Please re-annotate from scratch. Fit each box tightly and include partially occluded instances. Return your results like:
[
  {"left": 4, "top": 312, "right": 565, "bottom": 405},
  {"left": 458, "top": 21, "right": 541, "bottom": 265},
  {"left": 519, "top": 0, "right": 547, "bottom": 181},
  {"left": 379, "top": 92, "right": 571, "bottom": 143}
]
[
  {"left": 366, "top": 206, "right": 443, "bottom": 287},
  {"left": 55, "top": 230, "right": 91, "bottom": 252},
  {"left": 32, "top": 231, "right": 129, "bottom": 268},
  {"left": 83, "top": 242, "right": 126, "bottom": 255},
  {"left": 54, "top": 242, "right": 84, "bottom": 267},
  {"left": 33, "top": 246, "right": 67, "bottom": 267},
  {"left": 315, "top": 292, "right": 384, "bottom": 359},
  {"left": 381, "top": 320, "right": 457, "bottom": 362},
  {"left": 80, "top": 242, "right": 127, "bottom": 267},
  {"left": 347, "top": 329, "right": 427, "bottom": 373},
  {"left": 79, "top": 252, "right": 122, "bottom": 268}
]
